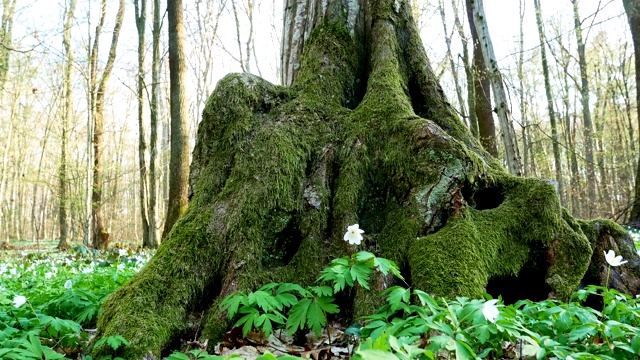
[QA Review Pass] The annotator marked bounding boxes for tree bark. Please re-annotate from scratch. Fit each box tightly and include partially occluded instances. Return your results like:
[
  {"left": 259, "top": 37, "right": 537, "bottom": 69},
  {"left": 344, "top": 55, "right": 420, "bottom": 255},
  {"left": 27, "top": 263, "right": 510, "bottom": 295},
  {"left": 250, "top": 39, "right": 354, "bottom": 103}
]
[
  {"left": 162, "top": 0, "right": 190, "bottom": 239},
  {"left": 148, "top": 0, "right": 161, "bottom": 247},
  {"left": 450, "top": 0, "right": 477, "bottom": 138},
  {"left": 438, "top": 0, "right": 467, "bottom": 128},
  {"left": 623, "top": 0, "right": 640, "bottom": 225},
  {"left": 465, "top": 0, "right": 496, "bottom": 157},
  {"left": 135, "top": 0, "right": 152, "bottom": 248},
  {"left": 89, "top": 0, "right": 126, "bottom": 250},
  {"left": 58, "top": 0, "right": 75, "bottom": 251},
  {"left": 92, "top": 0, "right": 640, "bottom": 358},
  {"left": 534, "top": 0, "right": 564, "bottom": 205},
  {"left": 469, "top": 0, "right": 522, "bottom": 176}
]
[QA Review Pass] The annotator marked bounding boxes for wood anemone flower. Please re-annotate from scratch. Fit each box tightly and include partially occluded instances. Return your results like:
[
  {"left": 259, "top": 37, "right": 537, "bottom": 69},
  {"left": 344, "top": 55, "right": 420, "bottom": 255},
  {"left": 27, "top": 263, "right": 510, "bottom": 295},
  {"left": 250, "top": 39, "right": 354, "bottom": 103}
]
[
  {"left": 13, "top": 295, "right": 26, "bottom": 308},
  {"left": 482, "top": 299, "right": 499, "bottom": 323},
  {"left": 343, "top": 224, "right": 365, "bottom": 245},
  {"left": 604, "top": 250, "right": 628, "bottom": 267}
]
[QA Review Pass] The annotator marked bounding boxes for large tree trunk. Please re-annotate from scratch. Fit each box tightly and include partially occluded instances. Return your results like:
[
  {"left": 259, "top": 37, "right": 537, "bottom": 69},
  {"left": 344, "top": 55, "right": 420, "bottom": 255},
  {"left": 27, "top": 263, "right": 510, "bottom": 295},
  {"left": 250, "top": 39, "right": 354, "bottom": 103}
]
[{"left": 92, "top": 0, "right": 640, "bottom": 358}]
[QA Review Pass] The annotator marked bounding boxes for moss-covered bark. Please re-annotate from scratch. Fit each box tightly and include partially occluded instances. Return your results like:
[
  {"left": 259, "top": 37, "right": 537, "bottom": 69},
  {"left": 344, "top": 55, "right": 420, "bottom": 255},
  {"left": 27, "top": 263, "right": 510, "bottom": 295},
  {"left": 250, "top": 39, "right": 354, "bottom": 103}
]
[{"left": 92, "top": 0, "right": 640, "bottom": 358}]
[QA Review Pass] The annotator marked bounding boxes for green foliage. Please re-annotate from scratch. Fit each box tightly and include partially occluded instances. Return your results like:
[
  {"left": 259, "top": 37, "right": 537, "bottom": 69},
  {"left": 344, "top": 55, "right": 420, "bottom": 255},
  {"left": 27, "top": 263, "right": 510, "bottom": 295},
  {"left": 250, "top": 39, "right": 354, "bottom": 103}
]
[
  {"left": 220, "top": 251, "right": 397, "bottom": 337},
  {"left": 0, "top": 249, "right": 151, "bottom": 358},
  {"left": 93, "top": 335, "right": 130, "bottom": 352},
  {"left": 3, "top": 229, "right": 640, "bottom": 359}
]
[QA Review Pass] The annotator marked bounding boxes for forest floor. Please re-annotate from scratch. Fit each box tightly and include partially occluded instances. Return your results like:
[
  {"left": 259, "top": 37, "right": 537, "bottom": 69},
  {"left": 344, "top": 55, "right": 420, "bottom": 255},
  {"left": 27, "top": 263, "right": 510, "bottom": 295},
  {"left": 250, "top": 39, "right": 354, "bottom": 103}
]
[{"left": 0, "top": 227, "right": 639, "bottom": 359}]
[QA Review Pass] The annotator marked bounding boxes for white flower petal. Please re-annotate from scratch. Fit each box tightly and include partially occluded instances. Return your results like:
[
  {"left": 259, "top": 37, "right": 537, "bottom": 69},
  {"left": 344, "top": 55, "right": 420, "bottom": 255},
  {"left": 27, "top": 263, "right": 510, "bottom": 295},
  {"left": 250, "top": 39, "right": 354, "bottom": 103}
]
[
  {"left": 604, "top": 250, "right": 627, "bottom": 267},
  {"left": 13, "top": 295, "right": 26, "bottom": 308},
  {"left": 482, "top": 299, "right": 500, "bottom": 323},
  {"left": 343, "top": 224, "right": 364, "bottom": 246}
]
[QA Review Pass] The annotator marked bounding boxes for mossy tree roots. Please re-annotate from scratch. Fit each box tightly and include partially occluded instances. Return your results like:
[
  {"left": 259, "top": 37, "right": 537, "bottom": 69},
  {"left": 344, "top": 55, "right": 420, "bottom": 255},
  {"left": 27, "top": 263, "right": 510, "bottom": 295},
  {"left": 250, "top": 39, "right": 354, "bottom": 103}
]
[{"left": 92, "top": 1, "right": 640, "bottom": 358}]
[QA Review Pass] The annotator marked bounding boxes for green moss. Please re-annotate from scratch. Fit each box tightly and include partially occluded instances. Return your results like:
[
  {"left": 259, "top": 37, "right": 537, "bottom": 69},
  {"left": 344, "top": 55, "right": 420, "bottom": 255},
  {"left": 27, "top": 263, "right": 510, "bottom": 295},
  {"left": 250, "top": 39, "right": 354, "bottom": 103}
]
[
  {"left": 94, "top": 3, "right": 614, "bottom": 357},
  {"left": 93, "top": 205, "right": 220, "bottom": 358},
  {"left": 409, "top": 178, "right": 592, "bottom": 300}
]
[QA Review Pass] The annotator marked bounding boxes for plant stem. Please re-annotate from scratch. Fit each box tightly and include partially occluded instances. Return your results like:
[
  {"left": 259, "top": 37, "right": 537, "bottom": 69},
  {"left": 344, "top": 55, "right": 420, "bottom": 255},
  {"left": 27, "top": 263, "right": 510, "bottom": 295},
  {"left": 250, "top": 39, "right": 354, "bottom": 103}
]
[{"left": 605, "top": 265, "right": 611, "bottom": 289}]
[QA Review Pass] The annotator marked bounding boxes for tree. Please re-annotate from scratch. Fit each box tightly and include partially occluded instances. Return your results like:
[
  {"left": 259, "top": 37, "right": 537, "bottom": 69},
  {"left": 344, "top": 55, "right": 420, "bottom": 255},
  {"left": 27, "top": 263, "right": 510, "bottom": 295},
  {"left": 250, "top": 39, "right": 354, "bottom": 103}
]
[
  {"left": 58, "top": 0, "right": 76, "bottom": 251},
  {"left": 571, "top": 0, "right": 597, "bottom": 218},
  {"left": 162, "top": 0, "right": 190, "bottom": 238},
  {"left": 623, "top": 0, "right": 640, "bottom": 225},
  {"left": 148, "top": 0, "right": 161, "bottom": 247},
  {"left": 0, "top": 0, "right": 16, "bottom": 90},
  {"left": 89, "top": 0, "right": 126, "bottom": 250},
  {"left": 134, "top": 0, "right": 157, "bottom": 248},
  {"left": 438, "top": 0, "right": 467, "bottom": 129},
  {"left": 534, "top": 0, "right": 564, "bottom": 204},
  {"left": 92, "top": 0, "right": 640, "bottom": 357},
  {"left": 465, "top": 0, "right": 497, "bottom": 157},
  {"left": 468, "top": 0, "right": 522, "bottom": 176},
  {"left": 450, "top": 0, "right": 477, "bottom": 138}
]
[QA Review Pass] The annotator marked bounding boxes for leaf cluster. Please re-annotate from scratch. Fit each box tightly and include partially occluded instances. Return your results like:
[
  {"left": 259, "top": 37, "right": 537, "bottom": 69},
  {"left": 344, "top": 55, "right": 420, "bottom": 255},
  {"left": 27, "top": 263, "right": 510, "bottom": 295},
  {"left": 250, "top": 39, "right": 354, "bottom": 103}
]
[{"left": 219, "top": 251, "right": 402, "bottom": 338}]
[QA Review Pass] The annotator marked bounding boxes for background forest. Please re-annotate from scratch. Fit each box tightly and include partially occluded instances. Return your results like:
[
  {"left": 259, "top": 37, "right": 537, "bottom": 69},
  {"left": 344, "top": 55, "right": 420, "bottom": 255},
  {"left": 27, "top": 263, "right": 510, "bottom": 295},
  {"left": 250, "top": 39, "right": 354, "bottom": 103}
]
[{"left": 0, "top": 0, "right": 637, "bottom": 249}]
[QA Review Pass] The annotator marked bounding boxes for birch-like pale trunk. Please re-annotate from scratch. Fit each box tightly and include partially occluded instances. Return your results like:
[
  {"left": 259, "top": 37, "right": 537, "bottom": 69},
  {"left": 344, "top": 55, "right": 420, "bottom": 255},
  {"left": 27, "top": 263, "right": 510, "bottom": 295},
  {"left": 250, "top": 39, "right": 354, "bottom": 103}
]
[{"left": 469, "top": 0, "right": 522, "bottom": 176}]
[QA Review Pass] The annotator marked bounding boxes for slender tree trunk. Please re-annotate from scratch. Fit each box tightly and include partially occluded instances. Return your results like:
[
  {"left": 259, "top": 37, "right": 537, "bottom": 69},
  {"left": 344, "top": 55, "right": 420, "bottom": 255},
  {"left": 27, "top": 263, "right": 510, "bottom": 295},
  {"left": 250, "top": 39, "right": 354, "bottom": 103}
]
[
  {"left": 592, "top": 66, "right": 609, "bottom": 218},
  {"left": 466, "top": 0, "right": 497, "bottom": 157},
  {"left": 0, "top": 0, "right": 16, "bottom": 90},
  {"left": 571, "top": 0, "right": 597, "bottom": 218},
  {"left": 162, "top": 0, "right": 190, "bottom": 238},
  {"left": 623, "top": 0, "right": 640, "bottom": 225},
  {"left": 91, "top": 0, "right": 126, "bottom": 250},
  {"left": 438, "top": 0, "right": 467, "bottom": 127},
  {"left": 148, "top": 0, "right": 160, "bottom": 246},
  {"left": 534, "top": 0, "right": 564, "bottom": 203},
  {"left": 451, "top": 0, "right": 477, "bottom": 138},
  {"left": 469, "top": 0, "right": 521, "bottom": 176},
  {"left": 517, "top": 0, "right": 529, "bottom": 177},
  {"left": 32, "top": 104, "right": 53, "bottom": 242},
  {"left": 564, "top": 67, "right": 581, "bottom": 217},
  {"left": 135, "top": 0, "right": 152, "bottom": 248},
  {"left": 620, "top": 52, "right": 638, "bottom": 174},
  {"left": 58, "top": 0, "right": 76, "bottom": 250},
  {"left": 0, "top": 0, "right": 16, "bottom": 247}
]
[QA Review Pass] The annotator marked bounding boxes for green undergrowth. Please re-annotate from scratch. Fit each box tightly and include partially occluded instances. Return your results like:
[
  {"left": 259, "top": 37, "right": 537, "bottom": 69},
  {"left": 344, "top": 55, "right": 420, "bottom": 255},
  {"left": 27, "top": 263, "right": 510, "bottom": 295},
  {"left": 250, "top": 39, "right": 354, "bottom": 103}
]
[
  {"left": 1, "top": 238, "right": 640, "bottom": 359},
  {"left": 209, "top": 249, "right": 640, "bottom": 360},
  {"left": 0, "top": 247, "right": 151, "bottom": 359}
]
